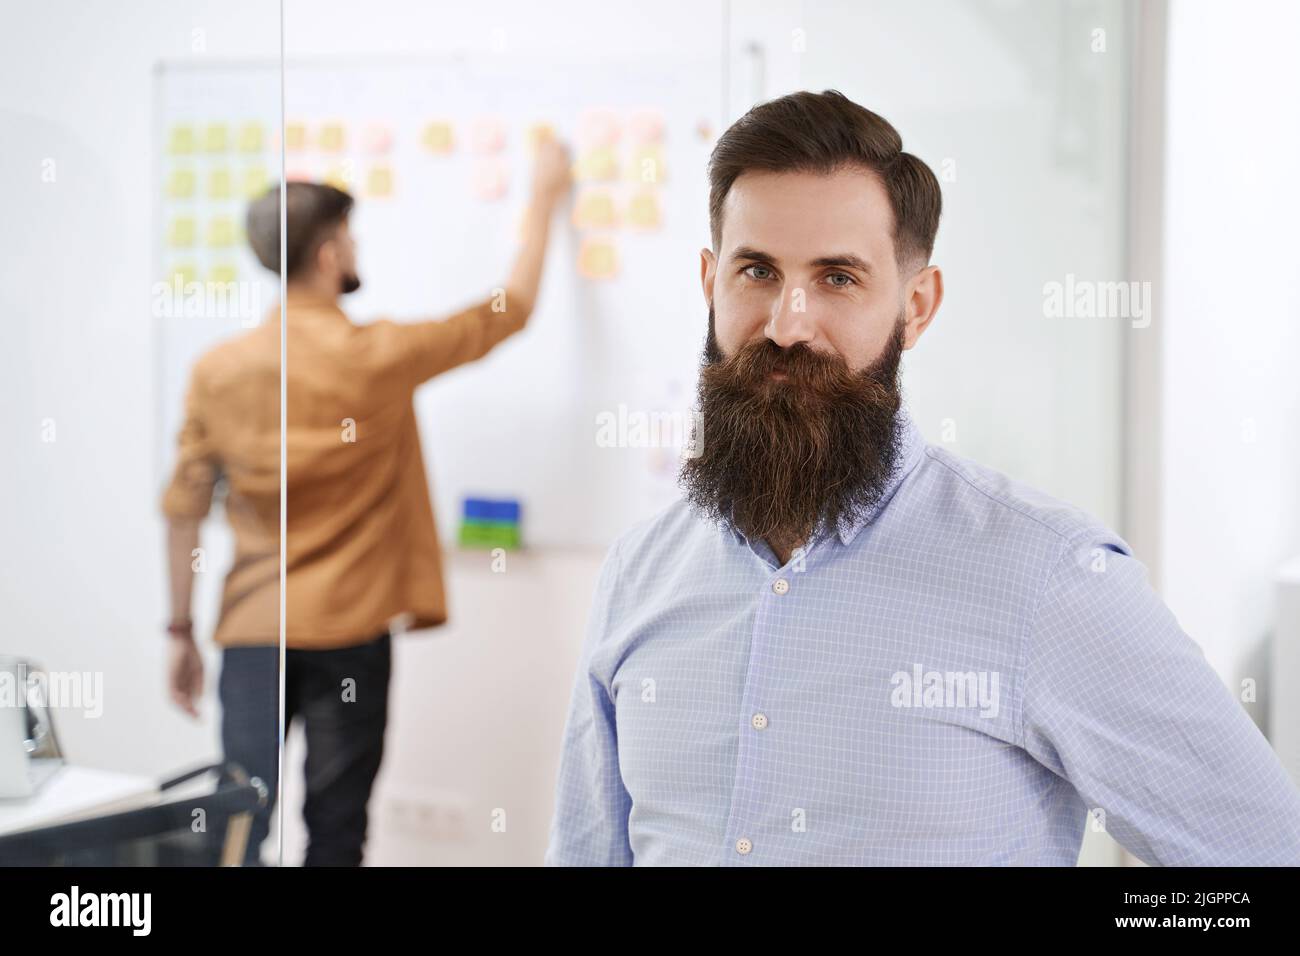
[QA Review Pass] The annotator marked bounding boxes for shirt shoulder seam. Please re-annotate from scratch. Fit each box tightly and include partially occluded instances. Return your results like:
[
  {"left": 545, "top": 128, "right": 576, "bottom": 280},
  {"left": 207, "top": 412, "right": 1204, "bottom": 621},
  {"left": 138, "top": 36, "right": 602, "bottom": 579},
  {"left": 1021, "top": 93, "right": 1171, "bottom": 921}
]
[{"left": 920, "top": 446, "right": 1091, "bottom": 548}]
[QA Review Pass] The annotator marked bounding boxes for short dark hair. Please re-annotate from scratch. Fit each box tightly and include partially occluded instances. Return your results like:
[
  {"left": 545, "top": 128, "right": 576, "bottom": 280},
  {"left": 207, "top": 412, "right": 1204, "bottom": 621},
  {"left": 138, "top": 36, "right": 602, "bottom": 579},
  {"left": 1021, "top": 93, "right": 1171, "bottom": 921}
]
[
  {"left": 246, "top": 181, "right": 354, "bottom": 278},
  {"left": 708, "top": 90, "right": 942, "bottom": 271}
]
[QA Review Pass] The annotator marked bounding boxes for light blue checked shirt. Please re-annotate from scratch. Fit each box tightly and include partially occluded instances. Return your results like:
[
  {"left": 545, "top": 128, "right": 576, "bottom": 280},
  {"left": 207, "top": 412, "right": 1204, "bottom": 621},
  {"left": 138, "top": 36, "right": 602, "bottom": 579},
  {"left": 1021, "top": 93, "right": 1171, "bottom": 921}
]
[{"left": 544, "top": 403, "right": 1300, "bottom": 866}]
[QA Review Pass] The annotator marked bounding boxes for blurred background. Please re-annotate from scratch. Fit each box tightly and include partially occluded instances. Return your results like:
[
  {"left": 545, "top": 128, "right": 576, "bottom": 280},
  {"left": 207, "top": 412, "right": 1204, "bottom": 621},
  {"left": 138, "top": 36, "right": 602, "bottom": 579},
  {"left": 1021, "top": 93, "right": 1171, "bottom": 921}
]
[{"left": 1, "top": 0, "right": 1297, "bottom": 866}]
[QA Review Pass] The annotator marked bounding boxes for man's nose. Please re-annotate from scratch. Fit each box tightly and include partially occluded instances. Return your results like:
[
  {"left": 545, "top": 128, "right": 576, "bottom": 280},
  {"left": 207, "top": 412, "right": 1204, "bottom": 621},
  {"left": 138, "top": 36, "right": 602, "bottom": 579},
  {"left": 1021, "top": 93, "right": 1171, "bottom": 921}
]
[{"left": 764, "top": 283, "right": 817, "bottom": 349}]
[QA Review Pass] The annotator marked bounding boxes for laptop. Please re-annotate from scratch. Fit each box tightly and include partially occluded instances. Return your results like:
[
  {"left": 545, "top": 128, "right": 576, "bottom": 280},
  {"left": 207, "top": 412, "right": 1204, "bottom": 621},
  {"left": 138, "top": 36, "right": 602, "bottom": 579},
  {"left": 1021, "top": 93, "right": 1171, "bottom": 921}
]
[{"left": 0, "top": 663, "right": 64, "bottom": 800}]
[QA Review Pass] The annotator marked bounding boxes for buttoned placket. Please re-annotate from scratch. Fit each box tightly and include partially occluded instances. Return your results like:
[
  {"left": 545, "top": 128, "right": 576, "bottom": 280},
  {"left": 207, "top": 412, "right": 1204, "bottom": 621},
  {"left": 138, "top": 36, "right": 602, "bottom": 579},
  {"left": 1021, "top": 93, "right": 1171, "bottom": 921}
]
[{"left": 720, "top": 528, "right": 827, "bottom": 864}]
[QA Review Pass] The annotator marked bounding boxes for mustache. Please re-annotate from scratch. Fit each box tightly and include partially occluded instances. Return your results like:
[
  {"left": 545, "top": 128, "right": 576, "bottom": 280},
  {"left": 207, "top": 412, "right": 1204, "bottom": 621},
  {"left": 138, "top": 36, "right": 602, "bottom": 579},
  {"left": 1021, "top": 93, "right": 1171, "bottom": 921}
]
[{"left": 701, "top": 336, "right": 896, "bottom": 405}]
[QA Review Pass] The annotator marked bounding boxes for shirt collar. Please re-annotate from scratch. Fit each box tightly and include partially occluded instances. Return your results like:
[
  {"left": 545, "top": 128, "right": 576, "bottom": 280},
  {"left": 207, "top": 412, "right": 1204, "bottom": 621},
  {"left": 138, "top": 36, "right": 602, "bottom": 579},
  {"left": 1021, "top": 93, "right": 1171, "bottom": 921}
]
[
  {"left": 714, "top": 402, "right": 927, "bottom": 549},
  {"left": 278, "top": 286, "right": 349, "bottom": 321}
]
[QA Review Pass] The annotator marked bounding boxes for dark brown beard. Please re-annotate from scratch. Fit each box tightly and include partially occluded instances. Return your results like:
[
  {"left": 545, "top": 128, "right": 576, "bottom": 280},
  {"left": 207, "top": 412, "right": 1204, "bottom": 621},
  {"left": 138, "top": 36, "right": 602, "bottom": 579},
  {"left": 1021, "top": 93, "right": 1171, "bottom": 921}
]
[{"left": 680, "top": 308, "right": 907, "bottom": 547}]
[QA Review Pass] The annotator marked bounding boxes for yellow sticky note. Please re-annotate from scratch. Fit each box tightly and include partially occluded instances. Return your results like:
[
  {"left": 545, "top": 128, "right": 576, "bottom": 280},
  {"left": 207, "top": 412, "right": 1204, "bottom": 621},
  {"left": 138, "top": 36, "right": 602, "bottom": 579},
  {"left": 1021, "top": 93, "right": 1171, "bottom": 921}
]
[
  {"left": 572, "top": 188, "right": 618, "bottom": 229},
  {"left": 323, "top": 165, "right": 352, "bottom": 191},
  {"left": 367, "top": 166, "right": 393, "bottom": 197},
  {"left": 577, "top": 237, "right": 619, "bottom": 279},
  {"left": 421, "top": 121, "right": 454, "bottom": 154},
  {"left": 202, "top": 123, "right": 228, "bottom": 154},
  {"left": 318, "top": 122, "right": 346, "bottom": 152},
  {"left": 206, "top": 216, "right": 237, "bottom": 248},
  {"left": 167, "top": 217, "right": 197, "bottom": 248},
  {"left": 165, "top": 262, "right": 198, "bottom": 286},
  {"left": 209, "top": 263, "right": 239, "bottom": 284},
  {"left": 285, "top": 122, "right": 308, "bottom": 152},
  {"left": 208, "top": 168, "right": 233, "bottom": 200},
  {"left": 237, "top": 122, "right": 264, "bottom": 153},
  {"left": 575, "top": 146, "right": 619, "bottom": 183},
  {"left": 527, "top": 123, "right": 556, "bottom": 155},
  {"left": 628, "top": 145, "right": 666, "bottom": 184},
  {"left": 168, "top": 125, "right": 196, "bottom": 155},
  {"left": 165, "top": 168, "right": 196, "bottom": 199},
  {"left": 626, "top": 189, "right": 662, "bottom": 229},
  {"left": 242, "top": 166, "right": 269, "bottom": 199}
]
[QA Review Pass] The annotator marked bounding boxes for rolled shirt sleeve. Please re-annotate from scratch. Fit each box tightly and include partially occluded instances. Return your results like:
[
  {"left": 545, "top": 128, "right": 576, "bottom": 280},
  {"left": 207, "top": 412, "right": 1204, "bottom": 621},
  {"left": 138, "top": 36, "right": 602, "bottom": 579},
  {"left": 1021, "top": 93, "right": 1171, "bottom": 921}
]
[
  {"left": 544, "top": 540, "right": 635, "bottom": 866},
  {"left": 160, "top": 362, "right": 221, "bottom": 520},
  {"left": 1020, "top": 533, "right": 1300, "bottom": 865},
  {"left": 368, "top": 294, "right": 529, "bottom": 392}
]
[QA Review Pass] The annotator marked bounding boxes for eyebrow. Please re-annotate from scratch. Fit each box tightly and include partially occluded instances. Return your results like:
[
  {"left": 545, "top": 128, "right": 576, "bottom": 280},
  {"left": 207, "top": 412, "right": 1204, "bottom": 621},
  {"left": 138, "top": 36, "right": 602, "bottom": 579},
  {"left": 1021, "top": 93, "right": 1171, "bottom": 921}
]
[{"left": 728, "top": 246, "right": 875, "bottom": 278}]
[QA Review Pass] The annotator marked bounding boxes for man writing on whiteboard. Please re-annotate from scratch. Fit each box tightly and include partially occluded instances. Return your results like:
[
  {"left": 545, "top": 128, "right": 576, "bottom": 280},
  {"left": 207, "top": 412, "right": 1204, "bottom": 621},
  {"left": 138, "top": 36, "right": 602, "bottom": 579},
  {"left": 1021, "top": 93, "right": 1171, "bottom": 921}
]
[
  {"left": 544, "top": 90, "right": 1300, "bottom": 865},
  {"left": 160, "top": 139, "right": 571, "bottom": 865}
]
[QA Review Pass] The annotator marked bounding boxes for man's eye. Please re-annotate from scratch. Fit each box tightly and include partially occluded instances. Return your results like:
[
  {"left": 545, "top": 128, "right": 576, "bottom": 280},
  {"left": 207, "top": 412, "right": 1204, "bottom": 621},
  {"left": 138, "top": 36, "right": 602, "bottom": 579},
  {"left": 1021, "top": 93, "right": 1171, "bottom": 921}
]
[
  {"left": 826, "top": 272, "right": 855, "bottom": 287},
  {"left": 743, "top": 265, "right": 773, "bottom": 280}
]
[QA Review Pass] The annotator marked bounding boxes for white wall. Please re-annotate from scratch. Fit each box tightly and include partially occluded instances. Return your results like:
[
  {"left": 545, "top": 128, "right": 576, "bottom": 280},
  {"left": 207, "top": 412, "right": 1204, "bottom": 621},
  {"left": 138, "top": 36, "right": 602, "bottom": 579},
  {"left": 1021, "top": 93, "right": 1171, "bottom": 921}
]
[
  {"left": 0, "top": 0, "right": 279, "bottom": 782},
  {"left": 1159, "top": 0, "right": 1300, "bottom": 743}
]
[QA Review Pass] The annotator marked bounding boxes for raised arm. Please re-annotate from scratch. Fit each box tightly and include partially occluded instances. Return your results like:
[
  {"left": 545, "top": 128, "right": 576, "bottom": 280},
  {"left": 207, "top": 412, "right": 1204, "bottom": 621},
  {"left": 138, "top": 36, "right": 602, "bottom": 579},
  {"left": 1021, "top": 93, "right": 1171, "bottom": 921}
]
[{"left": 379, "top": 136, "right": 573, "bottom": 390}]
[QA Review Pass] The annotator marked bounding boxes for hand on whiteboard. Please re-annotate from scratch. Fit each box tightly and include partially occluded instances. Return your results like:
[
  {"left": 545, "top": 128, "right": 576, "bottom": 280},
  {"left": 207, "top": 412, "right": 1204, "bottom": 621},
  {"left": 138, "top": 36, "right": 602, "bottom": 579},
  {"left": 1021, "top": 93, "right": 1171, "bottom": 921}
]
[{"left": 530, "top": 137, "right": 573, "bottom": 209}]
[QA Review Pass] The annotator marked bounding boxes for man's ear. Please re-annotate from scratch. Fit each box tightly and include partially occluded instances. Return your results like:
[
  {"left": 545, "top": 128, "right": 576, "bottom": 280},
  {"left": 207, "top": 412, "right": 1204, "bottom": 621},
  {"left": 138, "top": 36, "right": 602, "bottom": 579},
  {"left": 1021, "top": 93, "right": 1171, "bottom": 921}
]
[
  {"left": 902, "top": 264, "right": 943, "bottom": 349},
  {"left": 700, "top": 247, "right": 717, "bottom": 307}
]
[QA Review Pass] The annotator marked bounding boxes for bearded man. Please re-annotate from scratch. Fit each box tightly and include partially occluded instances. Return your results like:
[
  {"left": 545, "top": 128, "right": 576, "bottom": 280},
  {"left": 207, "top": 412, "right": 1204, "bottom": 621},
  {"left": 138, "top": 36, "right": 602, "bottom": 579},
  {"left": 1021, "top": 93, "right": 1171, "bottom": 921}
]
[{"left": 544, "top": 90, "right": 1300, "bottom": 866}]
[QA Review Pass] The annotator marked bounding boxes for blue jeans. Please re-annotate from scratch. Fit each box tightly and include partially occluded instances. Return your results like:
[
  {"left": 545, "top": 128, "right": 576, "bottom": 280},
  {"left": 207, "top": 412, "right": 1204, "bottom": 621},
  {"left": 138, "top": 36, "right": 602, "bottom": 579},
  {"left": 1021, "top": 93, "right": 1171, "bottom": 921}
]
[{"left": 218, "top": 631, "right": 391, "bottom": 866}]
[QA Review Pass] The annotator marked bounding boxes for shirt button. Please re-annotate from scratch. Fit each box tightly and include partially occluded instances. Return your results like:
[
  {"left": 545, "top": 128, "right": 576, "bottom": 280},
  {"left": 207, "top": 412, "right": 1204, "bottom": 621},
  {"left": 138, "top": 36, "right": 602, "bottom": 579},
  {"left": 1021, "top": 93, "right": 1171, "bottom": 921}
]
[
  {"left": 751, "top": 712, "right": 768, "bottom": 730},
  {"left": 735, "top": 837, "right": 753, "bottom": 855},
  {"left": 772, "top": 578, "right": 789, "bottom": 595}
]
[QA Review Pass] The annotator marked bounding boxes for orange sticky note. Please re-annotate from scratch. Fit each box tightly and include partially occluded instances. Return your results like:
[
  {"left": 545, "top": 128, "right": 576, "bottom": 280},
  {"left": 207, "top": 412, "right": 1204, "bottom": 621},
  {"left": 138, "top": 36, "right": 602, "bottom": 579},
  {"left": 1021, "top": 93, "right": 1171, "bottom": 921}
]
[
  {"left": 527, "top": 123, "right": 556, "bottom": 155},
  {"left": 626, "top": 189, "right": 662, "bottom": 229},
  {"left": 572, "top": 188, "right": 618, "bottom": 229},
  {"left": 628, "top": 145, "right": 666, "bottom": 184},
  {"left": 575, "top": 146, "right": 618, "bottom": 183},
  {"left": 577, "top": 237, "right": 619, "bottom": 279}
]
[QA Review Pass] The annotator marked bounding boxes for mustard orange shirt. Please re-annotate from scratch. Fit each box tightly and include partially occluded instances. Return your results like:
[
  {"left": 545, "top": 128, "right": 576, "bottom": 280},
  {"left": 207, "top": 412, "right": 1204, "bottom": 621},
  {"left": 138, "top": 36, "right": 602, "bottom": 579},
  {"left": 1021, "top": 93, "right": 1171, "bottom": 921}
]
[{"left": 160, "top": 287, "right": 528, "bottom": 649}]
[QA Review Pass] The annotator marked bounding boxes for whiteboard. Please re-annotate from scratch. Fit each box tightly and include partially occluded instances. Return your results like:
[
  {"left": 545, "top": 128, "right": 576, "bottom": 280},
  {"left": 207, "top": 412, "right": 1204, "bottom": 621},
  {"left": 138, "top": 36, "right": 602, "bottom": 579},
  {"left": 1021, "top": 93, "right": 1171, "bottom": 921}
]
[{"left": 155, "top": 54, "right": 725, "bottom": 549}]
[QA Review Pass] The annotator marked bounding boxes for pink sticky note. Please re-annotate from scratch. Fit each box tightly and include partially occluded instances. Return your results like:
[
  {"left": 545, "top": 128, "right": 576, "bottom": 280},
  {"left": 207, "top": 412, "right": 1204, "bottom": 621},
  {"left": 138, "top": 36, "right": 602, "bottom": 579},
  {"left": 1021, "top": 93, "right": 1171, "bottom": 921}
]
[
  {"left": 473, "top": 159, "right": 509, "bottom": 200},
  {"left": 628, "top": 110, "right": 665, "bottom": 145},
  {"left": 471, "top": 118, "right": 507, "bottom": 154},
  {"left": 363, "top": 124, "right": 394, "bottom": 154},
  {"left": 577, "top": 109, "right": 620, "bottom": 150}
]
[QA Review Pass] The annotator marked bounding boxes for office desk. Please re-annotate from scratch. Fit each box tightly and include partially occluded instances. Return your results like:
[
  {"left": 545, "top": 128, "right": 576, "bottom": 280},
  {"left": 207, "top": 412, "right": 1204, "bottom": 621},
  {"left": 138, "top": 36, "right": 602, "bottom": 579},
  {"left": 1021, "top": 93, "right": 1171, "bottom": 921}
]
[{"left": 0, "top": 766, "right": 158, "bottom": 837}]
